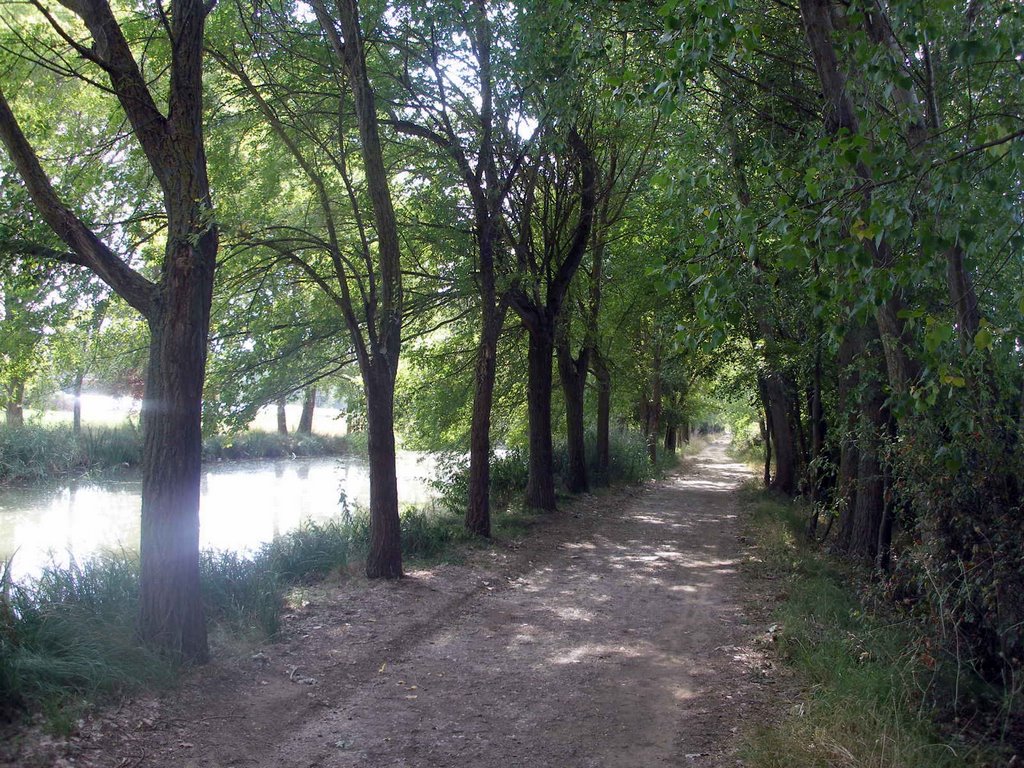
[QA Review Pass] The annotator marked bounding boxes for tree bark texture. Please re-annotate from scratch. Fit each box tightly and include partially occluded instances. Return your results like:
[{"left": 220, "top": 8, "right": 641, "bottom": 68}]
[
  {"left": 799, "top": 0, "right": 919, "bottom": 399},
  {"left": 647, "top": 347, "right": 662, "bottom": 465},
  {"left": 4, "top": 379, "right": 25, "bottom": 427},
  {"left": 364, "top": 363, "right": 402, "bottom": 578},
  {"left": 525, "top": 328, "right": 557, "bottom": 511},
  {"left": 556, "top": 316, "right": 590, "bottom": 494},
  {"left": 763, "top": 372, "right": 799, "bottom": 496},
  {"left": 592, "top": 350, "right": 611, "bottom": 481},
  {"left": 276, "top": 398, "right": 288, "bottom": 435},
  {"left": 298, "top": 386, "right": 316, "bottom": 434},
  {"left": 466, "top": 300, "right": 504, "bottom": 536}
]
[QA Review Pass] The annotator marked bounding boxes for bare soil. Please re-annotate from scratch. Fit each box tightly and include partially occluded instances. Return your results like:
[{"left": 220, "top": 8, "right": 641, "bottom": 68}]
[{"left": 7, "top": 440, "right": 786, "bottom": 767}]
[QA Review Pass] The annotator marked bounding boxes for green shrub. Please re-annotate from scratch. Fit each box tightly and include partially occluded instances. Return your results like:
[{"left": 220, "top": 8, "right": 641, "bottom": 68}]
[{"left": 742, "top": 492, "right": 1002, "bottom": 767}]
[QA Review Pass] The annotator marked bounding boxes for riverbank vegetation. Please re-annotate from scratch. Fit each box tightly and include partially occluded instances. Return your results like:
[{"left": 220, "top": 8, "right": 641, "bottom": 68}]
[
  {"left": 0, "top": 0, "right": 1020, "bottom": 757},
  {"left": 0, "top": 423, "right": 357, "bottom": 486},
  {"left": 741, "top": 492, "right": 1003, "bottom": 767},
  {"left": 0, "top": 429, "right": 672, "bottom": 729}
]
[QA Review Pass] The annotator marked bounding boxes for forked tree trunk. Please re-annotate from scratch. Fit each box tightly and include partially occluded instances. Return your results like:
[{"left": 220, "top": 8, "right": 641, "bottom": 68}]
[
  {"left": 525, "top": 328, "right": 557, "bottom": 511},
  {"left": 0, "top": 0, "right": 217, "bottom": 663},
  {"left": 297, "top": 386, "right": 315, "bottom": 434},
  {"left": 276, "top": 397, "right": 288, "bottom": 435}
]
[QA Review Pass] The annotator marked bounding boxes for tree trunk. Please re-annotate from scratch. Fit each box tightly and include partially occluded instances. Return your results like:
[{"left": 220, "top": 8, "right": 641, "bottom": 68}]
[
  {"left": 525, "top": 327, "right": 556, "bottom": 511},
  {"left": 297, "top": 386, "right": 315, "bottom": 434},
  {"left": 466, "top": 300, "right": 503, "bottom": 536},
  {"left": 592, "top": 351, "right": 611, "bottom": 483},
  {"left": 665, "top": 425, "right": 677, "bottom": 453},
  {"left": 4, "top": 379, "right": 24, "bottom": 427},
  {"left": 72, "top": 371, "right": 85, "bottom": 436},
  {"left": 849, "top": 390, "right": 886, "bottom": 562},
  {"left": 647, "top": 348, "right": 662, "bottom": 465},
  {"left": 763, "top": 373, "right": 798, "bottom": 495},
  {"left": 765, "top": 376, "right": 794, "bottom": 495},
  {"left": 137, "top": 238, "right": 215, "bottom": 662},
  {"left": 276, "top": 397, "right": 288, "bottom": 435},
  {"left": 364, "top": 363, "right": 402, "bottom": 578},
  {"left": 556, "top": 318, "right": 589, "bottom": 494},
  {"left": 681, "top": 421, "right": 690, "bottom": 443}
]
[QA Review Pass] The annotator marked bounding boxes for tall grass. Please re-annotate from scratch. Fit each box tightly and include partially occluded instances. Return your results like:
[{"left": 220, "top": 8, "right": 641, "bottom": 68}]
[
  {"left": 0, "top": 500, "right": 467, "bottom": 726},
  {"left": 741, "top": 493, "right": 1001, "bottom": 767}
]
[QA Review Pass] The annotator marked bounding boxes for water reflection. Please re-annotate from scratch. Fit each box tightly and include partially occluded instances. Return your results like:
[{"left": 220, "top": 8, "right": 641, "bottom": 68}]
[{"left": 0, "top": 452, "right": 436, "bottom": 580}]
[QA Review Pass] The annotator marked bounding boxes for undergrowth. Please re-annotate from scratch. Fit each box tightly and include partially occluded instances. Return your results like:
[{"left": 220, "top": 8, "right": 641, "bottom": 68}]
[
  {"left": 431, "top": 428, "right": 682, "bottom": 517},
  {"left": 741, "top": 491, "right": 1002, "bottom": 767}
]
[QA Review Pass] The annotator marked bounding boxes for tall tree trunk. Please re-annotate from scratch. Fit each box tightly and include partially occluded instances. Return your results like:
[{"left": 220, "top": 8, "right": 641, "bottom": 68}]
[
  {"left": 363, "top": 363, "right": 402, "bottom": 578},
  {"left": 297, "top": 386, "right": 316, "bottom": 434},
  {"left": 525, "top": 327, "right": 556, "bottom": 511},
  {"left": 592, "top": 350, "right": 611, "bottom": 482},
  {"left": 757, "top": 377, "right": 772, "bottom": 488},
  {"left": 0, "top": 0, "right": 217, "bottom": 662},
  {"left": 665, "top": 425, "right": 677, "bottom": 453},
  {"left": 805, "top": 341, "right": 827, "bottom": 537},
  {"left": 466, "top": 300, "right": 503, "bottom": 536},
  {"left": 848, "top": 370, "right": 887, "bottom": 562},
  {"left": 556, "top": 316, "right": 589, "bottom": 494},
  {"left": 681, "top": 420, "right": 690, "bottom": 444},
  {"left": 763, "top": 373, "right": 798, "bottom": 495},
  {"left": 647, "top": 348, "right": 662, "bottom": 464},
  {"left": 332, "top": 0, "right": 404, "bottom": 579},
  {"left": 72, "top": 371, "right": 85, "bottom": 436},
  {"left": 276, "top": 397, "right": 288, "bottom": 435},
  {"left": 137, "top": 232, "right": 215, "bottom": 662}
]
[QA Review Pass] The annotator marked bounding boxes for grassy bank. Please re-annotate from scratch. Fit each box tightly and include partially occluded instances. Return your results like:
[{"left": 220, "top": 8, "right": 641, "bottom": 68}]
[
  {"left": 0, "top": 501, "right": 473, "bottom": 730},
  {"left": 0, "top": 424, "right": 357, "bottom": 486},
  {"left": 741, "top": 492, "right": 1001, "bottom": 767}
]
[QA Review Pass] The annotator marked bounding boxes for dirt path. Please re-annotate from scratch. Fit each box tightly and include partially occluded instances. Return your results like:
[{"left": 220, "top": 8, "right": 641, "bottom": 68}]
[{"left": 20, "top": 440, "right": 782, "bottom": 768}]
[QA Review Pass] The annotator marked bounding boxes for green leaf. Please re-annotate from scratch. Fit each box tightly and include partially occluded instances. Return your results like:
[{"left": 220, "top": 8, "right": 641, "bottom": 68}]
[{"left": 973, "top": 326, "right": 993, "bottom": 350}]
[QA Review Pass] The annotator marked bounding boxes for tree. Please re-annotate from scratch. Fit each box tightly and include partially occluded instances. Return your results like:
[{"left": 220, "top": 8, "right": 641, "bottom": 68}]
[
  {"left": 506, "top": 127, "right": 598, "bottom": 510},
  {"left": 212, "top": 0, "right": 405, "bottom": 577},
  {"left": 0, "top": 0, "right": 218, "bottom": 660}
]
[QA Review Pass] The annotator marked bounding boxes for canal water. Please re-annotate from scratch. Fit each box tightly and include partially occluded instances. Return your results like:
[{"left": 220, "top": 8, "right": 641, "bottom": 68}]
[{"left": 0, "top": 452, "right": 437, "bottom": 580}]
